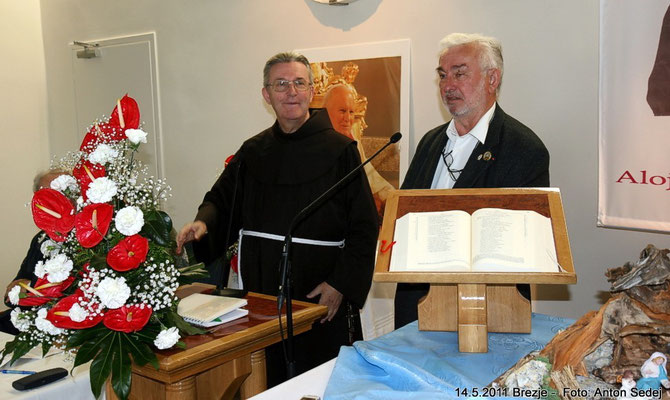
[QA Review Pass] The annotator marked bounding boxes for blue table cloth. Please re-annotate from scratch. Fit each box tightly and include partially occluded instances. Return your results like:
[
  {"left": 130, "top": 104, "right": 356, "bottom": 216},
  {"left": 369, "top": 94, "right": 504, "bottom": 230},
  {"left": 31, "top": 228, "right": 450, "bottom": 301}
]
[{"left": 324, "top": 313, "right": 574, "bottom": 400}]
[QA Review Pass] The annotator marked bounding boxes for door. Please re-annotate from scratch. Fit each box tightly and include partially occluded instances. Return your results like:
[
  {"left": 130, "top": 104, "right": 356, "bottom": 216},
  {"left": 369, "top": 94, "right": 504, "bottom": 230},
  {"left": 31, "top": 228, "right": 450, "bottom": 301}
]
[{"left": 71, "top": 32, "right": 163, "bottom": 179}]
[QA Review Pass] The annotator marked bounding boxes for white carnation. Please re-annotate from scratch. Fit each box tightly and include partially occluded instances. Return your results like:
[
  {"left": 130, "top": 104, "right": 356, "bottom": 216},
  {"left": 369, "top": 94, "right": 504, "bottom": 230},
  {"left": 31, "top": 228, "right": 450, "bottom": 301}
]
[
  {"left": 10, "top": 309, "right": 31, "bottom": 332},
  {"left": 43, "top": 254, "right": 73, "bottom": 283},
  {"left": 115, "top": 206, "right": 144, "bottom": 236},
  {"left": 8, "top": 285, "right": 21, "bottom": 305},
  {"left": 35, "top": 308, "right": 63, "bottom": 335},
  {"left": 40, "top": 239, "right": 61, "bottom": 257},
  {"left": 76, "top": 196, "right": 85, "bottom": 211},
  {"left": 86, "top": 177, "right": 117, "bottom": 203},
  {"left": 68, "top": 303, "right": 88, "bottom": 322},
  {"left": 125, "top": 129, "right": 148, "bottom": 145},
  {"left": 96, "top": 277, "right": 130, "bottom": 309},
  {"left": 50, "top": 175, "right": 78, "bottom": 193},
  {"left": 88, "top": 143, "right": 119, "bottom": 165},
  {"left": 34, "top": 260, "right": 46, "bottom": 279},
  {"left": 154, "top": 327, "right": 180, "bottom": 350}
]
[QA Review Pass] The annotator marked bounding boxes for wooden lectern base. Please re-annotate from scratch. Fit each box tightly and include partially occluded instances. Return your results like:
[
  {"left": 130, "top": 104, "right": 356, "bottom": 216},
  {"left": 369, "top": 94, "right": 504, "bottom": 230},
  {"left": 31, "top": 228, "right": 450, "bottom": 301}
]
[{"left": 417, "top": 283, "right": 531, "bottom": 352}]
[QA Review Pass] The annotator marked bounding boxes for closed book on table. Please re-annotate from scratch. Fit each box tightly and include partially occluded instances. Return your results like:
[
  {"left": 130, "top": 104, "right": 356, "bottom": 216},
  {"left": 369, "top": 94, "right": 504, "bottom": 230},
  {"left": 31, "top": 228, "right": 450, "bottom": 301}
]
[{"left": 177, "top": 293, "right": 248, "bottom": 327}]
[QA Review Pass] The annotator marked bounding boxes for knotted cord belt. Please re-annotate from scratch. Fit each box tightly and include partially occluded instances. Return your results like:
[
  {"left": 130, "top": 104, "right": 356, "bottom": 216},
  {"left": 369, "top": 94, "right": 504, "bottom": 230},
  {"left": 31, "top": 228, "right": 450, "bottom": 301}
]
[{"left": 233, "top": 228, "right": 345, "bottom": 289}]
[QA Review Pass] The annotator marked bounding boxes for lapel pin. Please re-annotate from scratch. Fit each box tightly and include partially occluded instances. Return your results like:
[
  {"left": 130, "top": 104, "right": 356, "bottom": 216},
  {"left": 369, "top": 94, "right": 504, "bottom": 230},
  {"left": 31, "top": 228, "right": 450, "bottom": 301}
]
[{"left": 483, "top": 151, "right": 493, "bottom": 161}]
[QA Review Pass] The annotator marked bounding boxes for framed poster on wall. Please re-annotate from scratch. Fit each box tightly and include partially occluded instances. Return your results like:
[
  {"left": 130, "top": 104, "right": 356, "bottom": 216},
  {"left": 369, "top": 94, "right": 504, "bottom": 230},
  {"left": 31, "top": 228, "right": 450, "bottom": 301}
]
[
  {"left": 298, "top": 39, "right": 410, "bottom": 339},
  {"left": 298, "top": 39, "right": 410, "bottom": 218}
]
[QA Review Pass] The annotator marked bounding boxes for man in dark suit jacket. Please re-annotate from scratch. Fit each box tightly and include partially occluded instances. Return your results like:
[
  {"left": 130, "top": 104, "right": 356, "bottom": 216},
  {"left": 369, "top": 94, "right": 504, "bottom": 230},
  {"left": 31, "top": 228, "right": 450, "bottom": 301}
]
[{"left": 395, "top": 33, "right": 550, "bottom": 328}]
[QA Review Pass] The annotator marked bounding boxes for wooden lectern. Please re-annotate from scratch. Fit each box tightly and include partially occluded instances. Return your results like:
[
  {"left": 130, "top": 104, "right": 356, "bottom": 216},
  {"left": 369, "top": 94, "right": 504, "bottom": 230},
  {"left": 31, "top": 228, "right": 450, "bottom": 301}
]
[{"left": 374, "top": 188, "right": 576, "bottom": 353}]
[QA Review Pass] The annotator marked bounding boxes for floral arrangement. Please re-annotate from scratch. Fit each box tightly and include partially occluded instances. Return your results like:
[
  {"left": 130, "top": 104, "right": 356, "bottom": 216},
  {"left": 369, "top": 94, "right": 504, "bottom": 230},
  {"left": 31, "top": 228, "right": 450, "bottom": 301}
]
[{"left": 1, "top": 95, "right": 205, "bottom": 400}]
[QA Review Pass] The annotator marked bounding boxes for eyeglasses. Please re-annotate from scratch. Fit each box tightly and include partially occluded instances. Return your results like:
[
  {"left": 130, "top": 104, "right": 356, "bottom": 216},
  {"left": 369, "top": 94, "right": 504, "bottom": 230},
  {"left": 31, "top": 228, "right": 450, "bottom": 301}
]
[
  {"left": 266, "top": 79, "right": 312, "bottom": 93},
  {"left": 441, "top": 149, "right": 463, "bottom": 182}
]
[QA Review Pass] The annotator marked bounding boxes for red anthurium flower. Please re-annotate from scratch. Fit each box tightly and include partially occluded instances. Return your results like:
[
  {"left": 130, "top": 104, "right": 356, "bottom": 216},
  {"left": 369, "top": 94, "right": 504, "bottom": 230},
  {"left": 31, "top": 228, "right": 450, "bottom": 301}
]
[
  {"left": 78, "top": 263, "right": 96, "bottom": 293},
  {"left": 73, "top": 160, "right": 105, "bottom": 201},
  {"left": 46, "top": 291, "right": 104, "bottom": 329},
  {"left": 108, "top": 95, "right": 140, "bottom": 131},
  {"left": 18, "top": 294, "right": 52, "bottom": 307},
  {"left": 17, "top": 276, "right": 75, "bottom": 307},
  {"left": 34, "top": 276, "right": 75, "bottom": 297},
  {"left": 75, "top": 203, "right": 114, "bottom": 248},
  {"left": 31, "top": 189, "right": 75, "bottom": 242},
  {"left": 107, "top": 235, "right": 149, "bottom": 271},
  {"left": 224, "top": 154, "right": 235, "bottom": 168},
  {"left": 231, "top": 254, "right": 239, "bottom": 274},
  {"left": 78, "top": 262, "right": 92, "bottom": 279},
  {"left": 103, "top": 305, "right": 152, "bottom": 333},
  {"left": 79, "top": 122, "right": 123, "bottom": 153}
]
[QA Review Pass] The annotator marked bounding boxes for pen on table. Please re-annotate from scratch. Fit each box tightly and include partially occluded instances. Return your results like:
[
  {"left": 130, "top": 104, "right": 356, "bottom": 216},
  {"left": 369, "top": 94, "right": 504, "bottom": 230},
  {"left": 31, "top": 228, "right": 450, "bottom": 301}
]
[{"left": 0, "top": 369, "right": 36, "bottom": 375}]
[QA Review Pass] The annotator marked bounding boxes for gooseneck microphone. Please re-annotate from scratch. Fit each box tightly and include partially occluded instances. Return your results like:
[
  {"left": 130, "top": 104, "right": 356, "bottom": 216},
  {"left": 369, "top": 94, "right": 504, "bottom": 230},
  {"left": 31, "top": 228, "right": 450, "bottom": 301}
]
[{"left": 278, "top": 132, "right": 402, "bottom": 379}]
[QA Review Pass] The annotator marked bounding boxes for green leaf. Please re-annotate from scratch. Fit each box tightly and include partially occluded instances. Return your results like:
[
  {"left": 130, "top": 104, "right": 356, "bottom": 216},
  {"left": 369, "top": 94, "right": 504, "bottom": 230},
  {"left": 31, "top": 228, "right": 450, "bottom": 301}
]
[
  {"left": 130, "top": 325, "right": 160, "bottom": 342},
  {"left": 121, "top": 334, "right": 158, "bottom": 369},
  {"left": 73, "top": 329, "right": 113, "bottom": 369},
  {"left": 177, "top": 262, "right": 206, "bottom": 273},
  {"left": 89, "top": 253, "right": 108, "bottom": 271},
  {"left": 141, "top": 210, "right": 172, "bottom": 246},
  {"left": 0, "top": 338, "right": 17, "bottom": 365},
  {"left": 41, "top": 341, "right": 52, "bottom": 357},
  {"left": 68, "top": 324, "right": 108, "bottom": 349},
  {"left": 111, "top": 337, "right": 131, "bottom": 400},
  {"left": 176, "top": 270, "right": 210, "bottom": 285},
  {"left": 9, "top": 340, "right": 35, "bottom": 366},
  {"left": 89, "top": 332, "right": 118, "bottom": 398},
  {"left": 177, "top": 262, "right": 210, "bottom": 285},
  {"left": 165, "top": 309, "right": 206, "bottom": 336}
]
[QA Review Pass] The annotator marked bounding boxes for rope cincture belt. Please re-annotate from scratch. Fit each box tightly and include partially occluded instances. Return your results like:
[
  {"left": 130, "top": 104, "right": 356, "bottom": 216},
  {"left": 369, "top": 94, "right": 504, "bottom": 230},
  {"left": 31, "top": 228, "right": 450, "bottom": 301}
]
[
  {"left": 239, "top": 229, "right": 345, "bottom": 248},
  {"left": 234, "top": 229, "right": 346, "bottom": 289}
]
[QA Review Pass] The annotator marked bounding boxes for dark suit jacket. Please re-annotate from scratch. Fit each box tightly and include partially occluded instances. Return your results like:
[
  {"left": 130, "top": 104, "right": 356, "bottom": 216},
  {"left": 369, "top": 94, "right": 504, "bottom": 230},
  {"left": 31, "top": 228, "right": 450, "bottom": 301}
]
[
  {"left": 401, "top": 104, "right": 549, "bottom": 189},
  {"left": 394, "top": 104, "right": 549, "bottom": 329},
  {"left": 3, "top": 232, "right": 43, "bottom": 308}
]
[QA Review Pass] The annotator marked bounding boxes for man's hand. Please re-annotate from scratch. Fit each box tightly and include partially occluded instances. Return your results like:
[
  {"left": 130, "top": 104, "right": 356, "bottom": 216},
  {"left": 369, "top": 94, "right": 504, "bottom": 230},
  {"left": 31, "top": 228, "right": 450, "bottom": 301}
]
[
  {"left": 307, "top": 282, "right": 343, "bottom": 323},
  {"left": 4, "top": 279, "right": 29, "bottom": 302},
  {"left": 176, "top": 221, "right": 207, "bottom": 255}
]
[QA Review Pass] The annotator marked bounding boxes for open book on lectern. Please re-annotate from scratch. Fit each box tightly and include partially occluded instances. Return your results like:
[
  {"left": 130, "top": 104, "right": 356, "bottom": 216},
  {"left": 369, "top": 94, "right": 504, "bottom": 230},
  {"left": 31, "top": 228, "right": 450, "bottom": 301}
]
[{"left": 389, "top": 208, "right": 560, "bottom": 273}]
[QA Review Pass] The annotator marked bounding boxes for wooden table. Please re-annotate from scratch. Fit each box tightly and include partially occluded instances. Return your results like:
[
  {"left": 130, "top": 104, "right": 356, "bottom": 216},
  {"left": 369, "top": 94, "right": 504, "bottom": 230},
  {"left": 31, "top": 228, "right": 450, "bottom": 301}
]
[{"left": 106, "top": 285, "right": 327, "bottom": 400}]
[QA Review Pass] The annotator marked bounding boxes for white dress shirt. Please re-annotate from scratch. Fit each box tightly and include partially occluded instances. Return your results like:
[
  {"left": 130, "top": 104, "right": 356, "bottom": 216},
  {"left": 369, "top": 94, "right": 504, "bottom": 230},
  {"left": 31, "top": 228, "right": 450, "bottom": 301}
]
[{"left": 431, "top": 103, "right": 497, "bottom": 189}]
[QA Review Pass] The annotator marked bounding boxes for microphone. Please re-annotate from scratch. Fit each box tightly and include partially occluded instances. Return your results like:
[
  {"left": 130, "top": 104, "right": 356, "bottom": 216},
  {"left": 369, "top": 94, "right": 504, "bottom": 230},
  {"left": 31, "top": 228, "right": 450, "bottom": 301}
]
[
  {"left": 389, "top": 131, "right": 402, "bottom": 144},
  {"left": 276, "top": 132, "right": 401, "bottom": 379}
]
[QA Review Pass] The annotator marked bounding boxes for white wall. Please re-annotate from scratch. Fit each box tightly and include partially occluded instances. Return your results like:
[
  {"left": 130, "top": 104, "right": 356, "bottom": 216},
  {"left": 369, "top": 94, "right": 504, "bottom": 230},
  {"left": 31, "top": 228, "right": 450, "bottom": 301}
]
[
  {"left": 0, "top": 0, "right": 49, "bottom": 310},
  {"left": 34, "top": 0, "right": 669, "bottom": 319}
]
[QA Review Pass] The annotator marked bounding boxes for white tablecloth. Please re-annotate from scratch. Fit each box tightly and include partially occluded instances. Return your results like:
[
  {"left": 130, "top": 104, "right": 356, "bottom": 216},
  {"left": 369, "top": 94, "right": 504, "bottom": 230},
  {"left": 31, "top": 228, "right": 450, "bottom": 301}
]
[
  {"left": 0, "top": 333, "right": 93, "bottom": 400},
  {"left": 249, "top": 358, "right": 336, "bottom": 400}
]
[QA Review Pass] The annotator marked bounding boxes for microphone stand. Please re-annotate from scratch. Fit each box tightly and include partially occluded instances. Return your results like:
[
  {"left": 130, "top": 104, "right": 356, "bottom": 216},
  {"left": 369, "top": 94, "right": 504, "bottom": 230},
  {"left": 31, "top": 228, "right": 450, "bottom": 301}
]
[{"left": 278, "top": 132, "right": 401, "bottom": 379}]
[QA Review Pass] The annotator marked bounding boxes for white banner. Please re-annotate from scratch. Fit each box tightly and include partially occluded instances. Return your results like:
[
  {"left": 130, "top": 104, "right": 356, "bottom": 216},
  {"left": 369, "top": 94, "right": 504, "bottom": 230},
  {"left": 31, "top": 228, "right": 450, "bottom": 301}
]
[{"left": 599, "top": 0, "right": 670, "bottom": 232}]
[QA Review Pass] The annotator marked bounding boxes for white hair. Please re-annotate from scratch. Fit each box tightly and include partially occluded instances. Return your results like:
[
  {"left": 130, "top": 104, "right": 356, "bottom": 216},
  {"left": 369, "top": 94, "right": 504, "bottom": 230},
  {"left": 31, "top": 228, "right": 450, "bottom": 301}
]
[
  {"left": 439, "top": 33, "right": 504, "bottom": 94},
  {"left": 323, "top": 84, "right": 353, "bottom": 105}
]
